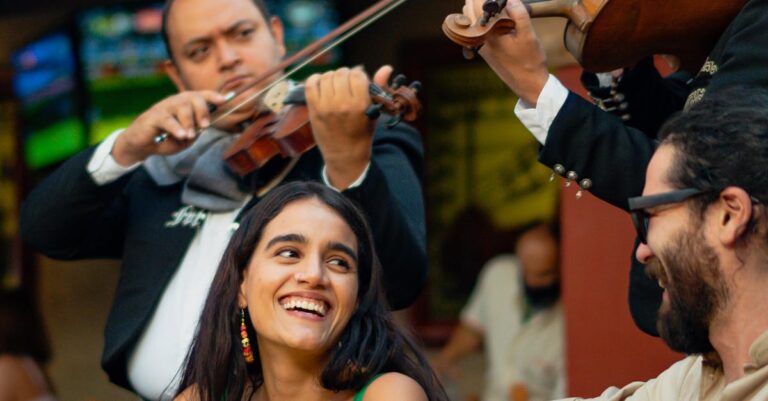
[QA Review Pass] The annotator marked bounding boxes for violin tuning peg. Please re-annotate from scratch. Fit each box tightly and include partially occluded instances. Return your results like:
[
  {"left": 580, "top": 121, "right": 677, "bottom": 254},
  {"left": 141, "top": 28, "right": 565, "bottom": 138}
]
[
  {"left": 462, "top": 46, "right": 478, "bottom": 60},
  {"left": 480, "top": 13, "right": 491, "bottom": 26},
  {"left": 409, "top": 81, "right": 422, "bottom": 92},
  {"left": 365, "top": 104, "right": 383, "bottom": 120},
  {"left": 386, "top": 115, "right": 403, "bottom": 128},
  {"left": 392, "top": 74, "right": 407, "bottom": 89},
  {"left": 481, "top": 0, "right": 503, "bottom": 25}
]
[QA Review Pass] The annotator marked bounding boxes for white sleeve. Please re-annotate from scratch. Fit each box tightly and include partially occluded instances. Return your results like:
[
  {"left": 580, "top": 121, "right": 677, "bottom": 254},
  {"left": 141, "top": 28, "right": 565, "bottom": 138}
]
[
  {"left": 321, "top": 162, "right": 371, "bottom": 192},
  {"left": 87, "top": 129, "right": 141, "bottom": 185},
  {"left": 514, "top": 74, "right": 570, "bottom": 145}
]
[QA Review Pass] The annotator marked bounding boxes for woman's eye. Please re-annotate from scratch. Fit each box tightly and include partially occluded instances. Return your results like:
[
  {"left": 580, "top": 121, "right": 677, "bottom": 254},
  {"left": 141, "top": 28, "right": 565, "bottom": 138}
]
[
  {"left": 277, "top": 249, "right": 298, "bottom": 258},
  {"left": 327, "top": 257, "right": 351, "bottom": 270}
]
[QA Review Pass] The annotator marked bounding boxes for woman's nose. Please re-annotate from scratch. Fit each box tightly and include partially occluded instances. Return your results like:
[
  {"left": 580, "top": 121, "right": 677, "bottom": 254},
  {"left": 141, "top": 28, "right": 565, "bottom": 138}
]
[{"left": 294, "top": 258, "right": 327, "bottom": 287}]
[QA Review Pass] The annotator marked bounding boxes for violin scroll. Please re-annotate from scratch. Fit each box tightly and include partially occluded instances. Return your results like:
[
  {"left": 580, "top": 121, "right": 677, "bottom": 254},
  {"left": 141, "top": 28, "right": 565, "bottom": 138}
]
[
  {"left": 443, "top": 0, "right": 592, "bottom": 60},
  {"left": 442, "top": 0, "right": 515, "bottom": 59}
]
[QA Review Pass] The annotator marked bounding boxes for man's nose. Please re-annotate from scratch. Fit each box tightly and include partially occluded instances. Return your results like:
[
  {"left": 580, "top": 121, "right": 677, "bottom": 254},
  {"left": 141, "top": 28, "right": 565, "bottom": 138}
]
[
  {"left": 635, "top": 242, "right": 654, "bottom": 265},
  {"left": 216, "top": 42, "right": 241, "bottom": 70}
]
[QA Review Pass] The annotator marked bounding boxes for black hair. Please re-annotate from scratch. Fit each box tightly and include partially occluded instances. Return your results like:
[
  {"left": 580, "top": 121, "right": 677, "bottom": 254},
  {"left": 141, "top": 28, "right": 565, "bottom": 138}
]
[
  {"left": 177, "top": 181, "right": 447, "bottom": 401},
  {"left": 658, "top": 86, "right": 768, "bottom": 231},
  {"left": 160, "top": 0, "right": 272, "bottom": 62}
]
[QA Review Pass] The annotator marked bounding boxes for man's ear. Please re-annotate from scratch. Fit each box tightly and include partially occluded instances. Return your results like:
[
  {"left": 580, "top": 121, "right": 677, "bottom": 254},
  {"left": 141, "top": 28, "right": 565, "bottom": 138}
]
[
  {"left": 717, "top": 187, "right": 754, "bottom": 246},
  {"left": 163, "top": 59, "right": 188, "bottom": 91},
  {"left": 268, "top": 16, "right": 287, "bottom": 59}
]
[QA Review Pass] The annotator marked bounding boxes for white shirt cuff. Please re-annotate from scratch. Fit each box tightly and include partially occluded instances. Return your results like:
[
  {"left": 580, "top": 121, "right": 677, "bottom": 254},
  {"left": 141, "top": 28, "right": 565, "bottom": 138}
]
[
  {"left": 514, "top": 74, "right": 569, "bottom": 145},
  {"left": 87, "top": 129, "right": 141, "bottom": 185},
  {"left": 321, "top": 162, "right": 371, "bottom": 191}
]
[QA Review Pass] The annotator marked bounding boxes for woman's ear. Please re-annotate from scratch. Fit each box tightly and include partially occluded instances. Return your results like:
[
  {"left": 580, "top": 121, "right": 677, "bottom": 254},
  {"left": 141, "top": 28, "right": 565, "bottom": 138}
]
[
  {"left": 718, "top": 187, "right": 754, "bottom": 246},
  {"left": 238, "top": 271, "right": 248, "bottom": 308}
]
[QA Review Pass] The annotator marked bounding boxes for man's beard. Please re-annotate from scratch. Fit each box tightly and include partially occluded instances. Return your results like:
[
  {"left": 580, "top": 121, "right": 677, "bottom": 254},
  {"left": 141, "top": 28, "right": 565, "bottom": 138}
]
[{"left": 646, "top": 225, "right": 729, "bottom": 354}]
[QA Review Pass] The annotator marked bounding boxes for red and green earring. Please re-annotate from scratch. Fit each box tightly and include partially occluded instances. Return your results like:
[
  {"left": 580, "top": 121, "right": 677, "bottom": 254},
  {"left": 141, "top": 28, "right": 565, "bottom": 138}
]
[{"left": 240, "top": 308, "right": 255, "bottom": 364}]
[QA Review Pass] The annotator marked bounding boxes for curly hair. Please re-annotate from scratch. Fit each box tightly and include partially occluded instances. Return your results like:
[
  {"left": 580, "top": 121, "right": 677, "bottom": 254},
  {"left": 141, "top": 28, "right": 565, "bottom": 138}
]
[{"left": 658, "top": 87, "right": 768, "bottom": 224}]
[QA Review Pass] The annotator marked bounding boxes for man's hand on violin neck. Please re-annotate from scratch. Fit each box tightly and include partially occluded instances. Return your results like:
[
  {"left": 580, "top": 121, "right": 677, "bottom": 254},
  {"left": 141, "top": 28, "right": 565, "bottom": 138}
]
[
  {"left": 111, "top": 91, "right": 228, "bottom": 166},
  {"left": 305, "top": 66, "right": 383, "bottom": 190},
  {"left": 467, "top": 0, "right": 549, "bottom": 106}
]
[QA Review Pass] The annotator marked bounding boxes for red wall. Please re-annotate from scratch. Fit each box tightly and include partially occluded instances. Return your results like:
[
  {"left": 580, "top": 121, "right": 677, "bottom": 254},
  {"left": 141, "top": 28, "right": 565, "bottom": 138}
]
[{"left": 555, "top": 66, "right": 681, "bottom": 397}]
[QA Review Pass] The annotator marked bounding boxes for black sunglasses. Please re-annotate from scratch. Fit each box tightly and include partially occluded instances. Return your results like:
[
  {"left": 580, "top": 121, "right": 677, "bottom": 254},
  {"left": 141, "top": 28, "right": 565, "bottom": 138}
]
[{"left": 627, "top": 188, "right": 708, "bottom": 244}]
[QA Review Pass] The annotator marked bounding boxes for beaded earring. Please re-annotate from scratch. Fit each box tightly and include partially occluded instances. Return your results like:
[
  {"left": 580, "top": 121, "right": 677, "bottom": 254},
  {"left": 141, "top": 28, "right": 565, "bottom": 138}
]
[{"left": 240, "top": 308, "right": 255, "bottom": 364}]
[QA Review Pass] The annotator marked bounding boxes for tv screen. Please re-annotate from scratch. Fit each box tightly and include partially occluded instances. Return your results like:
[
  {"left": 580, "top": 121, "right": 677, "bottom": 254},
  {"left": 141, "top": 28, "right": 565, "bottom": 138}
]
[
  {"left": 11, "top": 31, "right": 87, "bottom": 170},
  {"left": 79, "top": 3, "right": 176, "bottom": 143},
  {"left": 269, "top": 0, "right": 341, "bottom": 76}
]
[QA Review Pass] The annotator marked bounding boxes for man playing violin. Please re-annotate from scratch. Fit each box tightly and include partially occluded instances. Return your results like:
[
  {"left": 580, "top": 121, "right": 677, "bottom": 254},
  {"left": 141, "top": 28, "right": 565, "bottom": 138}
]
[
  {"left": 20, "top": 0, "right": 427, "bottom": 398},
  {"left": 458, "top": 0, "right": 768, "bottom": 337}
]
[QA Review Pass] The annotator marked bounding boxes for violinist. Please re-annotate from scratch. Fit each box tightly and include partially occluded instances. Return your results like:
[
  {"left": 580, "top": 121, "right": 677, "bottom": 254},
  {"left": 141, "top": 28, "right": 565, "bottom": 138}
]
[
  {"left": 19, "top": 0, "right": 427, "bottom": 398},
  {"left": 457, "top": 0, "right": 768, "bottom": 337}
]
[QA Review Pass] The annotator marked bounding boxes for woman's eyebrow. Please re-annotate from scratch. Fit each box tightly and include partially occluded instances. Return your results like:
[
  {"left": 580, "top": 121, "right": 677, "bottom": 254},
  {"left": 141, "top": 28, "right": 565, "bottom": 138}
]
[
  {"left": 328, "top": 242, "right": 358, "bottom": 263},
  {"left": 265, "top": 234, "right": 306, "bottom": 249}
]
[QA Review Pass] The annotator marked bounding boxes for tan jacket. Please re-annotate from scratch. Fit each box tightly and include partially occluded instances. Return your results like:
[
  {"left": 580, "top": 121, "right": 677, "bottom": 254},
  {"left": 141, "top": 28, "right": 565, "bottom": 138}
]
[{"left": 560, "top": 331, "right": 768, "bottom": 401}]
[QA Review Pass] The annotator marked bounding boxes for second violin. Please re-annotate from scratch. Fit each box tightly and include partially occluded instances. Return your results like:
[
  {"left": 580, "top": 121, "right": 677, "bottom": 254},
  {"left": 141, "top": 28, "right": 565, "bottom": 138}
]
[{"left": 443, "top": 0, "right": 745, "bottom": 72}]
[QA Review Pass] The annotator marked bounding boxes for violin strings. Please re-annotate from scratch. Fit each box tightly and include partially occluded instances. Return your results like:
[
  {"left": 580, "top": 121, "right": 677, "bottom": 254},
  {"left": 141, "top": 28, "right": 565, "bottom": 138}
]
[{"left": 209, "top": 0, "right": 408, "bottom": 126}]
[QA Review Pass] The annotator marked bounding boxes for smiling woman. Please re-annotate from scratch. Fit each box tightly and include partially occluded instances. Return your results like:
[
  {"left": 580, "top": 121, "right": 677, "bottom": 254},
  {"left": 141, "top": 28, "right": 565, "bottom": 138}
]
[{"left": 174, "top": 181, "right": 447, "bottom": 401}]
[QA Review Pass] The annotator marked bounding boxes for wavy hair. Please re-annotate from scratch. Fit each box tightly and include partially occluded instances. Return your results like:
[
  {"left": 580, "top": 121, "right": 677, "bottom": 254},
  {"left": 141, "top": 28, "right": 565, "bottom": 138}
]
[
  {"left": 177, "top": 181, "right": 447, "bottom": 401},
  {"left": 659, "top": 87, "right": 768, "bottom": 232}
]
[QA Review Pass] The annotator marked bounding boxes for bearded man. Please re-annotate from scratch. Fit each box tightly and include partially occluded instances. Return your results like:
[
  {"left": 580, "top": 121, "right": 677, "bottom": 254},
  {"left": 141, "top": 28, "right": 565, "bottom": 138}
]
[{"left": 561, "top": 88, "right": 768, "bottom": 400}]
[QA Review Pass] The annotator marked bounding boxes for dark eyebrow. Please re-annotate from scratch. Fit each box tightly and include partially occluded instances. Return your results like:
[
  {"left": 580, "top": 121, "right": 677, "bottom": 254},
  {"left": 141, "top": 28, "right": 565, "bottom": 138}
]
[
  {"left": 265, "top": 234, "right": 306, "bottom": 249},
  {"left": 224, "top": 20, "right": 257, "bottom": 36},
  {"left": 328, "top": 242, "right": 358, "bottom": 264},
  {"left": 181, "top": 20, "right": 258, "bottom": 52}
]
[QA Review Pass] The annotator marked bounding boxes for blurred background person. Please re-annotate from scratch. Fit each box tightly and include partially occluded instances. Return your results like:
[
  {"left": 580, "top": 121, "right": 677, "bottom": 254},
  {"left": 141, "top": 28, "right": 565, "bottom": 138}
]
[
  {"left": 0, "top": 288, "right": 56, "bottom": 401},
  {"left": 433, "top": 222, "right": 564, "bottom": 401}
]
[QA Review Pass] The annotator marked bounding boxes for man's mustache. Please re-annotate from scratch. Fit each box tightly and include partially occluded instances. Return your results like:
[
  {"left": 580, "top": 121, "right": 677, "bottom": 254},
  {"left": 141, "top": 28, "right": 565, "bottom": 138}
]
[{"left": 645, "top": 257, "right": 669, "bottom": 289}]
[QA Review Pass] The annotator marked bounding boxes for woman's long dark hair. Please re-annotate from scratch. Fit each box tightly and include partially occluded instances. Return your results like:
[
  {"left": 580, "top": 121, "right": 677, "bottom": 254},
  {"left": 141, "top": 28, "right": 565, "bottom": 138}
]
[{"left": 177, "top": 181, "right": 447, "bottom": 401}]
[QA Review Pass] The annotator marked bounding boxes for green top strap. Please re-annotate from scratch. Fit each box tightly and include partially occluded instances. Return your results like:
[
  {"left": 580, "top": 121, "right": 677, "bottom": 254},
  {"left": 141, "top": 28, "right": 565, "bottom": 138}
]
[{"left": 353, "top": 373, "right": 384, "bottom": 401}]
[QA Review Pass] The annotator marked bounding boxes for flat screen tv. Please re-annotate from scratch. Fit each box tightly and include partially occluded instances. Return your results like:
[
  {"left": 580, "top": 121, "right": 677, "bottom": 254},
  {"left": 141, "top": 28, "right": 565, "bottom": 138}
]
[
  {"left": 269, "top": 0, "right": 341, "bottom": 76},
  {"left": 78, "top": 2, "right": 175, "bottom": 143},
  {"left": 11, "top": 31, "right": 87, "bottom": 170}
]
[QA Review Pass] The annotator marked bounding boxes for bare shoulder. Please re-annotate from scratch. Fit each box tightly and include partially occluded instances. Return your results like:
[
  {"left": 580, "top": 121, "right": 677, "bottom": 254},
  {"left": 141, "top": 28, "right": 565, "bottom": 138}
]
[
  {"left": 0, "top": 355, "right": 40, "bottom": 400},
  {"left": 0, "top": 355, "right": 23, "bottom": 381},
  {"left": 362, "top": 372, "right": 428, "bottom": 401}
]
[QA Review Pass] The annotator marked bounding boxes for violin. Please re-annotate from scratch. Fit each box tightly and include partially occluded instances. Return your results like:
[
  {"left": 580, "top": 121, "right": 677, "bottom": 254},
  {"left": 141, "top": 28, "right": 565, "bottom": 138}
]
[
  {"left": 443, "top": 0, "right": 746, "bottom": 72},
  {"left": 221, "top": 76, "right": 422, "bottom": 178}
]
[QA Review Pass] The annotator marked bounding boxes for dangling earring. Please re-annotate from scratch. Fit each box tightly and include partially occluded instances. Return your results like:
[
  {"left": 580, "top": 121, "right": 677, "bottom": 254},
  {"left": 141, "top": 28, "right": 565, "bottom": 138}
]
[{"left": 240, "top": 308, "right": 255, "bottom": 364}]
